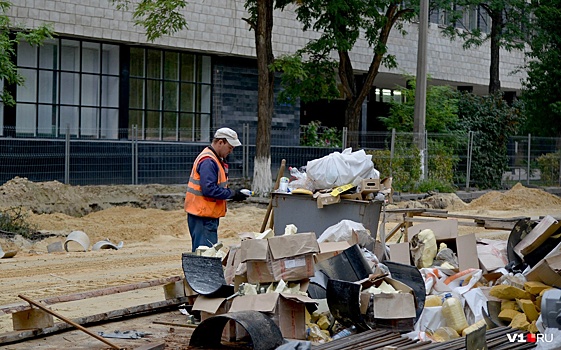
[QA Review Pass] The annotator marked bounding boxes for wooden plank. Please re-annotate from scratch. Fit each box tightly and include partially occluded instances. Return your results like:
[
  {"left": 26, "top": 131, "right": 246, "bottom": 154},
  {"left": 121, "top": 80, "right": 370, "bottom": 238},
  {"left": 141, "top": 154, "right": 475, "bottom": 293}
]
[
  {"left": 0, "top": 297, "right": 189, "bottom": 345},
  {"left": 0, "top": 275, "right": 182, "bottom": 315},
  {"left": 19, "top": 294, "right": 121, "bottom": 349},
  {"left": 153, "top": 321, "right": 197, "bottom": 328}
]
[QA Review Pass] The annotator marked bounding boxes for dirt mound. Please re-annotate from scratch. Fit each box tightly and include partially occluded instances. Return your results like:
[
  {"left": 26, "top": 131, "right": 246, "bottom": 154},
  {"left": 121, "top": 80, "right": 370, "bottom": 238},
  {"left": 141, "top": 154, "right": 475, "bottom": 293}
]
[
  {"left": 467, "top": 182, "right": 561, "bottom": 211},
  {"left": 400, "top": 193, "right": 468, "bottom": 211},
  {"left": 0, "top": 177, "right": 186, "bottom": 216}
]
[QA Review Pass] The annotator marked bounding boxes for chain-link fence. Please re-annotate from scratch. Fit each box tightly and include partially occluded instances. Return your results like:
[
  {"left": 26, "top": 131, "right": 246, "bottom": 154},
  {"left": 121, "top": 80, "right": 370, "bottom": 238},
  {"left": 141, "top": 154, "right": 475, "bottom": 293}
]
[{"left": 1, "top": 125, "right": 560, "bottom": 189}]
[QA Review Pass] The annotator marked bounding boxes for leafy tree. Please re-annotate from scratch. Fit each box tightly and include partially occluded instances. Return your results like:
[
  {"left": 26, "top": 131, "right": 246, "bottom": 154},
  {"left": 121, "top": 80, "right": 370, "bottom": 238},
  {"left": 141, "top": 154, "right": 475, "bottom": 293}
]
[
  {"left": 274, "top": 0, "right": 418, "bottom": 149},
  {"left": 521, "top": 0, "right": 561, "bottom": 138},
  {"left": 434, "top": 0, "right": 532, "bottom": 93},
  {"left": 112, "top": 0, "right": 282, "bottom": 194},
  {"left": 457, "top": 92, "right": 525, "bottom": 189},
  {"left": 0, "top": 0, "right": 53, "bottom": 106}
]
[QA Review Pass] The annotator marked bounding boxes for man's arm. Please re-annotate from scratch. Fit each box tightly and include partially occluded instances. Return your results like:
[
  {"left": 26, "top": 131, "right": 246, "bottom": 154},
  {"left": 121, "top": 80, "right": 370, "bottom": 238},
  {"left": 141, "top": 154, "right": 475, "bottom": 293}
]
[{"left": 198, "top": 159, "right": 234, "bottom": 200}]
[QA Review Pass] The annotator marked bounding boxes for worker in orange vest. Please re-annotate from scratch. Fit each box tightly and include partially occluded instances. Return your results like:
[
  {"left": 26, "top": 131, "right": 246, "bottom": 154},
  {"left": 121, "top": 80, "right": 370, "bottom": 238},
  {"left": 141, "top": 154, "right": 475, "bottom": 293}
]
[{"left": 184, "top": 128, "right": 248, "bottom": 252}]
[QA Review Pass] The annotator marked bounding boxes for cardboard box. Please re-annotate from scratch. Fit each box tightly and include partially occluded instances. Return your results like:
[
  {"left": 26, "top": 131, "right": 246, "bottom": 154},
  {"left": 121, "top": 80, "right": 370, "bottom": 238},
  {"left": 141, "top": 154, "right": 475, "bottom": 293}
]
[
  {"left": 408, "top": 219, "right": 479, "bottom": 271},
  {"left": 229, "top": 293, "right": 317, "bottom": 339},
  {"left": 358, "top": 277, "right": 416, "bottom": 319},
  {"left": 514, "top": 215, "right": 561, "bottom": 258},
  {"left": 525, "top": 252, "right": 561, "bottom": 288},
  {"left": 314, "top": 241, "right": 352, "bottom": 263},
  {"left": 241, "top": 233, "right": 319, "bottom": 283},
  {"left": 360, "top": 178, "right": 381, "bottom": 193},
  {"left": 389, "top": 242, "right": 411, "bottom": 265},
  {"left": 477, "top": 239, "right": 508, "bottom": 273},
  {"left": 316, "top": 193, "right": 341, "bottom": 208},
  {"left": 192, "top": 296, "right": 246, "bottom": 341}
]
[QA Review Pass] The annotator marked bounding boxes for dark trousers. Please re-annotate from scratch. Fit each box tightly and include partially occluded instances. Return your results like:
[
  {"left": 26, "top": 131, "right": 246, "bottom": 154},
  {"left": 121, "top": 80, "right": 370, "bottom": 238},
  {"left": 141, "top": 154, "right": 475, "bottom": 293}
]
[{"left": 187, "top": 213, "right": 219, "bottom": 252}]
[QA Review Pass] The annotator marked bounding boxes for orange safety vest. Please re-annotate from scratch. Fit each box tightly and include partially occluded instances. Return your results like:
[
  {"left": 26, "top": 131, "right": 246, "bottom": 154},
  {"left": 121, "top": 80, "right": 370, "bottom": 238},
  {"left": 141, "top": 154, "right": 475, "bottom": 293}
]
[{"left": 184, "top": 147, "right": 229, "bottom": 218}]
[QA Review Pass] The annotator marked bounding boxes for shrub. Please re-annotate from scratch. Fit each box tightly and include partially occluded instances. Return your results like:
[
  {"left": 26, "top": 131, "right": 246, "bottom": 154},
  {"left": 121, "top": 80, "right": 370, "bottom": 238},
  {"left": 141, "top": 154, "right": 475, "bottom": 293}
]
[
  {"left": 300, "top": 120, "right": 342, "bottom": 147},
  {"left": 536, "top": 151, "right": 561, "bottom": 186}
]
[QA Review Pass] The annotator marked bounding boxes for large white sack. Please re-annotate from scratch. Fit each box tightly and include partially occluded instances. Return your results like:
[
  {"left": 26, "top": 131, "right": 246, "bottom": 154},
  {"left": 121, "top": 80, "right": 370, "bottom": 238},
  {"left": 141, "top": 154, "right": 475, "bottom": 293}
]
[{"left": 306, "top": 148, "right": 379, "bottom": 189}]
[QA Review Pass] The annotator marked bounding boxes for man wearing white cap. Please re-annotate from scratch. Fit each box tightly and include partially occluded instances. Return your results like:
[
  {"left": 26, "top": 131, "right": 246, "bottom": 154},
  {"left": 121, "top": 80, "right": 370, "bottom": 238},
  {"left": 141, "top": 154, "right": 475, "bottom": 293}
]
[{"left": 184, "top": 127, "right": 248, "bottom": 252}]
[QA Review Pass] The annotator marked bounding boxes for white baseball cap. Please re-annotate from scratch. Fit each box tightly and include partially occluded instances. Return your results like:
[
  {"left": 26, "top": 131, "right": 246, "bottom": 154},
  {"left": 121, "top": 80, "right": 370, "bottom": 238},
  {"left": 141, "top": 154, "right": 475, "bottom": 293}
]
[{"left": 214, "top": 127, "right": 241, "bottom": 147}]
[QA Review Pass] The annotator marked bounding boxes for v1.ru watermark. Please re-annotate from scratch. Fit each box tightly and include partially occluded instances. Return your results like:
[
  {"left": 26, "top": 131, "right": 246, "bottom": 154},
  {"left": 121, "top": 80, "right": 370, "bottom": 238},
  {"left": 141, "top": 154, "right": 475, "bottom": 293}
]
[{"left": 507, "top": 333, "right": 555, "bottom": 343}]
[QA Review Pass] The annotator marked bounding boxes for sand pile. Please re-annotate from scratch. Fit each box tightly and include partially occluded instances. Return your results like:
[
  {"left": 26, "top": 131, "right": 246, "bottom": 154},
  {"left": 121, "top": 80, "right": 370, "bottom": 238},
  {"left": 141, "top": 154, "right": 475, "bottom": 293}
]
[{"left": 467, "top": 183, "right": 561, "bottom": 211}]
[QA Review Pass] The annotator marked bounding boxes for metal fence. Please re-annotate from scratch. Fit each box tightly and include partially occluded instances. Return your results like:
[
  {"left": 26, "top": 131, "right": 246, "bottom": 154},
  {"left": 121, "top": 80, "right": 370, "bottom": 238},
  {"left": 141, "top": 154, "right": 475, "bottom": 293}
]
[{"left": 1, "top": 125, "right": 560, "bottom": 189}]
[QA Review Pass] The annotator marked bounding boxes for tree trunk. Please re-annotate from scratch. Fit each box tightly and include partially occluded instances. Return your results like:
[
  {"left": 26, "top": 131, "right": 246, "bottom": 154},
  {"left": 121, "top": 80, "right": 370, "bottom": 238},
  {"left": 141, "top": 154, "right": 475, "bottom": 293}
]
[
  {"left": 252, "top": 0, "right": 275, "bottom": 196},
  {"left": 489, "top": 11, "right": 502, "bottom": 94}
]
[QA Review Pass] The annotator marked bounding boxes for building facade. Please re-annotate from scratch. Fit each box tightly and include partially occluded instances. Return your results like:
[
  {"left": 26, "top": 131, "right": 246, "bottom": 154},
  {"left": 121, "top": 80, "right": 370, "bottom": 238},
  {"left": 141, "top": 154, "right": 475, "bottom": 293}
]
[{"left": 4, "top": 0, "right": 526, "bottom": 142}]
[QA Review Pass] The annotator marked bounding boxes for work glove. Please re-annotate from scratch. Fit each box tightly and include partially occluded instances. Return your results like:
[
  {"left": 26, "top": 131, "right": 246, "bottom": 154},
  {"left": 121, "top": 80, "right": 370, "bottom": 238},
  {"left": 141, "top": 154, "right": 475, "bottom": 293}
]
[{"left": 231, "top": 189, "right": 249, "bottom": 202}]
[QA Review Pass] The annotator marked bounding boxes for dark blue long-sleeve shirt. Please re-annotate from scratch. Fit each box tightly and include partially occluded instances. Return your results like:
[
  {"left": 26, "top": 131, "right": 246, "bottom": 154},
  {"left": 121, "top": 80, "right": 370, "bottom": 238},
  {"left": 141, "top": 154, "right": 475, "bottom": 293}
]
[{"left": 197, "top": 157, "right": 235, "bottom": 200}]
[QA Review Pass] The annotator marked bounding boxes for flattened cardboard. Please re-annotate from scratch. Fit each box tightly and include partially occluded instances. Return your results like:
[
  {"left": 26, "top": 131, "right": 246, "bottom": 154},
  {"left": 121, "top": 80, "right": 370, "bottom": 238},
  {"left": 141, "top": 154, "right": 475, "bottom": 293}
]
[
  {"left": 408, "top": 219, "right": 458, "bottom": 240},
  {"left": 359, "top": 277, "right": 416, "bottom": 319},
  {"left": 526, "top": 252, "right": 561, "bottom": 288},
  {"left": 514, "top": 215, "right": 561, "bottom": 258},
  {"left": 389, "top": 242, "right": 411, "bottom": 265},
  {"left": 315, "top": 241, "right": 352, "bottom": 263},
  {"left": 268, "top": 233, "right": 319, "bottom": 260},
  {"left": 240, "top": 239, "right": 268, "bottom": 262},
  {"left": 477, "top": 239, "right": 508, "bottom": 273},
  {"left": 229, "top": 293, "right": 317, "bottom": 339},
  {"left": 192, "top": 295, "right": 228, "bottom": 314}
]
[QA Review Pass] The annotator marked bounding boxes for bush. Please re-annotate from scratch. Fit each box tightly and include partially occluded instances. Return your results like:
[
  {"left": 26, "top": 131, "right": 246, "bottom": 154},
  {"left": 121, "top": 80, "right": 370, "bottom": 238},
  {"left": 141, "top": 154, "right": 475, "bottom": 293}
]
[
  {"left": 300, "top": 120, "right": 342, "bottom": 147},
  {"left": 0, "top": 207, "right": 37, "bottom": 239},
  {"left": 368, "top": 141, "right": 422, "bottom": 192},
  {"left": 415, "top": 178, "right": 457, "bottom": 193},
  {"left": 536, "top": 151, "right": 561, "bottom": 186}
]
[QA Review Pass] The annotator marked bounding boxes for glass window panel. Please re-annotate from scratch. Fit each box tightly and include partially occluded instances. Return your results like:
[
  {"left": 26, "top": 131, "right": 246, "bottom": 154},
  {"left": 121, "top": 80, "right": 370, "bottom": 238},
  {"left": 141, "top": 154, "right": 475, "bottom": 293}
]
[
  {"left": 198, "top": 55, "right": 211, "bottom": 83},
  {"left": 102, "top": 76, "right": 119, "bottom": 107},
  {"left": 60, "top": 72, "right": 80, "bottom": 105},
  {"left": 146, "top": 80, "right": 161, "bottom": 110},
  {"left": 59, "top": 106, "right": 79, "bottom": 135},
  {"left": 39, "top": 40, "right": 58, "bottom": 69},
  {"left": 164, "top": 52, "right": 179, "bottom": 80},
  {"left": 81, "top": 74, "right": 100, "bottom": 106},
  {"left": 15, "top": 104, "right": 36, "bottom": 135},
  {"left": 162, "top": 112, "right": 177, "bottom": 140},
  {"left": 128, "top": 110, "right": 143, "bottom": 130},
  {"left": 100, "top": 108, "right": 118, "bottom": 139},
  {"left": 163, "top": 81, "right": 178, "bottom": 111},
  {"left": 81, "top": 107, "right": 98, "bottom": 136},
  {"left": 38, "top": 70, "right": 56, "bottom": 103},
  {"left": 17, "top": 41, "right": 37, "bottom": 67},
  {"left": 129, "top": 78, "right": 144, "bottom": 109},
  {"left": 82, "top": 42, "right": 100, "bottom": 73},
  {"left": 145, "top": 111, "right": 160, "bottom": 139},
  {"left": 17, "top": 69, "right": 37, "bottom": 102},
  {"left": 199, "top": 113, "right": 211, "bottom": 142},
  {"left": 102, "top": 44, "right": 120, "bottom": 75},
  {"left": 38, "top": 104, "right": 57, "bottom": 135},
  {"left": 146, "top": 49, "right": 161, "bottom": 79},
  {"left": 61, "top": 39, "right": 80, "bottom": 71},
  {"left": 130, "top": 48, "right": 145, "bottom": 77},
  {"left": 180, "top": 54, "right": 195, "bottom": 82},
  {"left": 197, "top": 85, "right": 211, "bottom": 113},
  {"left": 180, "top": 83, "right": 195, "bottom": 112},
  {"left": 179, "top": 113, "right": 194, "bottom": 141}
]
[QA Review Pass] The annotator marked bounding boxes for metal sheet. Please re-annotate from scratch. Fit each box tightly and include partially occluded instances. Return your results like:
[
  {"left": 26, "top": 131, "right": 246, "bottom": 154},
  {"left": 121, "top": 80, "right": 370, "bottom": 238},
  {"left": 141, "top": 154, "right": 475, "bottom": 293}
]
[
  {"left": 315, "top": 244, "right": 373, "bottom": 282},
  {"left": 189, "top": 310, "right": 285, "bottom": 350},
  {"left": 384, "top": 261, "right": 426, "bottom": 321},
  {"left": 181, "top": 253, "right": 234, "bottom": 297},
  {"left": 326, "top": 278, "right": 371, "bottom": 332},
  {"left": 272, "top": 193, "right": 382, "bottom": 239}
]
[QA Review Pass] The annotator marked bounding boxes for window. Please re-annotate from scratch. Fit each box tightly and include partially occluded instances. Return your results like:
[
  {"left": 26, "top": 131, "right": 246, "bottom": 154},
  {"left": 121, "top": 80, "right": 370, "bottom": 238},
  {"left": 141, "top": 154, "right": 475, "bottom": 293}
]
[
  {"left": 14, "top": 38, "right": 120, "bottom": 138},
  {"left": 128, "top": 48, "right": 212, "bottom": 141}
]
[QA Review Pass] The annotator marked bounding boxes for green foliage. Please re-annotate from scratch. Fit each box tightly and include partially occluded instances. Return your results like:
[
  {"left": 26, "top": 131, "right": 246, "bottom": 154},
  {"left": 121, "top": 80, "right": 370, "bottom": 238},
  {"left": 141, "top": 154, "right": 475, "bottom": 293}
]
[
  {"left": 111, "top": 0, "right": 188, "bottom": 42},
  {"left": 300, "top": 121, "right": 342, "bottom": 147},
  {"left": 380, "top": 78, "right": 459, "bottom": 133},
  {"left": 0, "top": 0, "right": 53, "bottom": 106},
  {"left": 415, "top": 178, "right": 456, "bottom": 193},
  {"left": 457, "top": 92, "right": 526, "bottom": 189},
  {"left": 536, "top": 151, "right": 561, "bottom": 186},
  {"left": 521, "top": 0, "right": 561, "bottom": 137},
  {"left": 0, "top": 207, "right": 37, "bottom": 239},
  {"left": 270, "top": 53, "right": 340, "bottom": 104},
  {"left": 368, "top": 141, "right": 422, "bottom": 192},
  {"left": 427, "top": 138, "right": 459, "bottom": 185}
]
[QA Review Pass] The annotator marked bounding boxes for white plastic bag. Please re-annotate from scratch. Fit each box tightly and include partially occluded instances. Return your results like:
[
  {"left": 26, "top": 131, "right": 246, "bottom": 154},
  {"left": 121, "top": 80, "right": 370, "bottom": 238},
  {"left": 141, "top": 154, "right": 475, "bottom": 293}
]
[
  {"left": 306, "top": 148, "right": 379, "bottom": 189},
  {"left": 317, "top": 220, "right": 367, "bottom": 243}
]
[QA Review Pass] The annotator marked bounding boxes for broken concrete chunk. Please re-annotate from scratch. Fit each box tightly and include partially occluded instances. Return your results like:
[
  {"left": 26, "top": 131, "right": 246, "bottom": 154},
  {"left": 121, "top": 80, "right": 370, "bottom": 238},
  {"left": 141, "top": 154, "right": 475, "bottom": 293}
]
[
  {"left": 500, "top": 300, "right": 519, "bottom": 311},
  {"left": 489, "top": 285, "right": 531, "bottom": 300},
  {"left": 498, "top": 309, "right": 522, "bottom": 323},
  {"left": 509, "top": 313, "right": 530, "bottom": 331},
  {"left": 516, "top": 299, "right": 539, "bottom": 322},
  {"left": 528, "top": 320, "right": 539, "bottom": 334},
  {"left": 524, "top": 281, "right": 551, "bottom": 295}
]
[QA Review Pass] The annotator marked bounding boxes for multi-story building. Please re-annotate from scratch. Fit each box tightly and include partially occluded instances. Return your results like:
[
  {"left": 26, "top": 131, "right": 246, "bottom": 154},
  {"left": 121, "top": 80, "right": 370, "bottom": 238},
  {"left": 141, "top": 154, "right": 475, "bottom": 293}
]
[{"left": 3, "top": 0, "right": 525, "bottom": 143}]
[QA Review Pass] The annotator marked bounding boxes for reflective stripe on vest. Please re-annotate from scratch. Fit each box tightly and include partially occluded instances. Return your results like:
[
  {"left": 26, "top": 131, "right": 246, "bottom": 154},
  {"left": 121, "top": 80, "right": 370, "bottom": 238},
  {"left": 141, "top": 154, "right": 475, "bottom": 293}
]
[{"left": 184, "top": 147, "right": 228, "bottom": 218}]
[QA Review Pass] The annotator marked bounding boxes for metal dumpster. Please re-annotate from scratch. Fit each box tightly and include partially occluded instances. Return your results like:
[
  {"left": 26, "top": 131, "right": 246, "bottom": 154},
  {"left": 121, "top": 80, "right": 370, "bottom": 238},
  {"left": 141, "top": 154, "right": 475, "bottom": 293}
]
[{"left": 271, "top": 193, "right": 382, "bottom": 239}]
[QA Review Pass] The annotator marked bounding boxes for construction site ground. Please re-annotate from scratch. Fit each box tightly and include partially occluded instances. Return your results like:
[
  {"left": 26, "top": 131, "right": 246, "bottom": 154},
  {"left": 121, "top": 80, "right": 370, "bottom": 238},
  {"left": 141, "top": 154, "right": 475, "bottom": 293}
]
[{"left": 1, "top": 178, "right": 561, "bottom": 349}]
